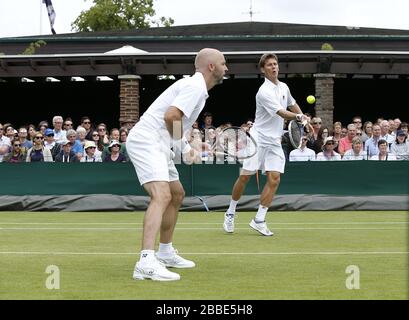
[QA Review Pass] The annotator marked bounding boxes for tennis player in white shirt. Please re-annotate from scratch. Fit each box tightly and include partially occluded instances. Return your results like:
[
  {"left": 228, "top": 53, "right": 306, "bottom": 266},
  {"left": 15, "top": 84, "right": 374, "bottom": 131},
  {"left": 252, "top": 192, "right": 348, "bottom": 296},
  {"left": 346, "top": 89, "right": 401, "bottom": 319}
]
[
  {"left": 223, "top": 53, "right": 309, "bottom": 236},
  {"left": 127, "top": 48, "right": 228, "bottom": 281}
]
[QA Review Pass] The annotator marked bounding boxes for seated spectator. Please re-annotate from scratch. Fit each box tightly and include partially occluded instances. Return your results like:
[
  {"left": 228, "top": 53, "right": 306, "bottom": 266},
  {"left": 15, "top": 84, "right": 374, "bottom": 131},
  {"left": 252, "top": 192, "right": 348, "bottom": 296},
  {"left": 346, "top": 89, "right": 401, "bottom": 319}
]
[
  {"left": 365, "top": 124, "right": 383, "bottom": 158},
  {"left": 26, "top": 132, "right": 53, "bottom": 162},
  {"left": 102, "top": 128, "right": 129, "bottom": 161},
  {"left": 5, "top": 125, "right": 17, "bottom": 141},
  {"left": 27, "top": 124, "right": 37, "bottom": 142},
  {"left": 201, "top": 112, "right": 214, "bottom": 130},
  {"left": 311, "top": 126, "right": 329, "bottom": 154},
  {"left": 63, "top": 118, "right": 74, "bottom": 131},
  {"left": 80, "top": 116, "right": 94, "bottom": 141},
  {"left": 90, "top": 130, "right": 103, "bottom": 158},
  {"left": 361, "top": 121, "right": 373, "bottom": 143},
  {"left": 380, "top": 120, "right": 395, "bottom": 145},
  {"left": 96, "top": 123, "right": 110, "bottom": 147},
  {"left": 65, "top": 129, "right": 84, "bottom": 160},
  {"left": 44, "top": 128, "right": 60, "bottom": 160},
  {"left": 81, "top": 141, "right": 102, "bottom": 162},
  {"left": 338, "top": 123, "right": 358, "bottom": 156},
  {"left": 103, "top": 140, "right": 127, "bottom": 162},
  {"left": 316, "top": 136, "right": 341, "bottom": 161},
  {"left": 3, "top": 139, "right": 27, "bottom": 163},
  {"left": 352, "top": 116, "right": 363, "bottom": 131},
  {"left": 342, "top": 137, "right": 367, "bottom": 160},
  {"left": 398, "top": 122, "right": 408, "bottom": 136},
  {"left": 119, "top": 127, "right": 128, "bottom": 143},
  {"left": 54, "top": 140, "right": 79, "bottom": 163},
  {"left": 289, "top": 135, "right": 316, "bottom": 161},
  {"left": 52, "top": 116, "right": 66, "bottom": 143},
  {"left": 370, "top": 139, "right": 396, "bottom": 161},
  {"left": 38, "top": 120, "right": 49, "bottom": 136},
  {"left": 0, "top": 123, "right": 11, "bottom": 162},
  {"left": 18, "top": 126, "right": 33, "bottom": 149},
  {"left": 390, "top": 130, "right": 409, "bottom": 160}
]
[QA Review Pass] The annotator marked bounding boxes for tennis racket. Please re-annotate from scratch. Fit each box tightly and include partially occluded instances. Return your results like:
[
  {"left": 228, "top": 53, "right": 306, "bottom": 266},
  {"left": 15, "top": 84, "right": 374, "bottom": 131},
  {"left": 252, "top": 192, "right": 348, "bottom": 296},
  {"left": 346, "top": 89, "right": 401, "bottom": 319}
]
[
  {"left": 288, "top": 119, "right": 308, "bottom": 149},
  {"left": 210, "top": 126, "right": 257, "bottom": 160}
]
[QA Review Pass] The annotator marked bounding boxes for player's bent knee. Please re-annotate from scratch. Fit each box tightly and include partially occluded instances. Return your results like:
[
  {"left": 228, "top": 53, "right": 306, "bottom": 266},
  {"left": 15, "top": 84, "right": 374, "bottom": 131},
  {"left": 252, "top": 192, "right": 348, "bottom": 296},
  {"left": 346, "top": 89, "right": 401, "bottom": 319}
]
[{"left": 239, "top": 175, "right": 252, "bottom": 183}]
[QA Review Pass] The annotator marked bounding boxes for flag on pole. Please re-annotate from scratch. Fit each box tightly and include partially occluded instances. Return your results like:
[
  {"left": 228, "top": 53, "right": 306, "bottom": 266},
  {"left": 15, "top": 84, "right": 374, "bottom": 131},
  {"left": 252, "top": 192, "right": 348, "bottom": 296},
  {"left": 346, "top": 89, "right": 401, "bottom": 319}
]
[{"left": 43, "top": 0, "right": 56, "bottom": 34}]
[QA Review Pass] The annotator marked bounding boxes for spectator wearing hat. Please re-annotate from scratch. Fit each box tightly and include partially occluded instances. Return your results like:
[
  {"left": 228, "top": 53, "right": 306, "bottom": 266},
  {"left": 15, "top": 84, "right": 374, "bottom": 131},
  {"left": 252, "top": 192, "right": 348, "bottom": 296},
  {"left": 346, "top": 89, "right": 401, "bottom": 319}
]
[
  {"left": 55, "top": 140, "right": 79, "bottom": 163},
  {"left": 289, "top": 134, "right": 316, "bottom": 161},
  {"left": 370, "top": 139, "right": 397, "bottom": 161},
  {"left": 342, "top": 137, "right": 367, "bottom": 160},
  {"left": 18, "top": 126, "right": 32, "bottom": 149},
  {"left": 390, "top": 130, "right": 409, "bottom": 160},
  {"left": 52, "top": 116, "right": 66, "bottom": 144},
  {"left": 26, "top": 132, "right": 53, "bottom": 162},
  {"left": 44, "top": 128, "right": 60, "bottom": 160},
  {"left": 103, "top": 140, "right": 127, "bottom": 162},
  {"left": 101, "top": 128, "right": 129, "bottom": 161},
  {"left": 81, "top": 141, "right": 102, "bottom": 162},
  {"left": 316, "top": 136, "right": 341, "bottom": 161}
]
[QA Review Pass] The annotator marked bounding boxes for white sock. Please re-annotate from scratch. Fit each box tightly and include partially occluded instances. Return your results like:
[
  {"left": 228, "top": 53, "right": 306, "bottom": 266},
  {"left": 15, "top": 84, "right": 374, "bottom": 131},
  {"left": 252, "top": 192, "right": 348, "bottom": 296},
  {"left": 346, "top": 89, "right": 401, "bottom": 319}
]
[
  {"left": 139, "top": 249, "right": 155, "bottom": 264},
  {"left": 254, "top": 205, "right": 268, "bottom": 222},
  {"left": 157, "top": 242, "right": 174, "bottom": 257},
  {"left": 227, "top": 199, "right": 238, "bottom": 214}
]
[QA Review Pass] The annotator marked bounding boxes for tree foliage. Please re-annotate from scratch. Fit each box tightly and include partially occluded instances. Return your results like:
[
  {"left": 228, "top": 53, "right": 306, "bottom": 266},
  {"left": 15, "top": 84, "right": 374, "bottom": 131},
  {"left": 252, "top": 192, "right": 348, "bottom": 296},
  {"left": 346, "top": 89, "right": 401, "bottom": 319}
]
[{"left": 71, "top": 0, "right": 174, "bottom": 32}]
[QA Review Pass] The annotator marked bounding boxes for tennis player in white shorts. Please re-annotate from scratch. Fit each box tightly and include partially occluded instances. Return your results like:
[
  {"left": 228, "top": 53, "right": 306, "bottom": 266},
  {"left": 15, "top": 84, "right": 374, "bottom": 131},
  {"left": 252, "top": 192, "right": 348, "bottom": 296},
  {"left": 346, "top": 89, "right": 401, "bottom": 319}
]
[
  {"left": 127, "top": 48, "right": 228, "bottom": 281},
  {"left": 223, "top": 53, "right": 309, "bottom": 236}
]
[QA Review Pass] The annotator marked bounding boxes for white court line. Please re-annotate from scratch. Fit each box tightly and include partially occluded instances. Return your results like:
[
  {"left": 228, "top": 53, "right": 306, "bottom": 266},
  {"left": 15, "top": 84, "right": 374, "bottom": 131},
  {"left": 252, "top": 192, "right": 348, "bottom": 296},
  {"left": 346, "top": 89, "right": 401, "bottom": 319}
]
[
  {"left": 0, "top": 227, "right": 406, "bottom": 230},
  {"left": 0, "top": 251, "right": 407, "bottom": 256},
  {"left": 0, "top": 221, "right": 407, "bottom": 225}
]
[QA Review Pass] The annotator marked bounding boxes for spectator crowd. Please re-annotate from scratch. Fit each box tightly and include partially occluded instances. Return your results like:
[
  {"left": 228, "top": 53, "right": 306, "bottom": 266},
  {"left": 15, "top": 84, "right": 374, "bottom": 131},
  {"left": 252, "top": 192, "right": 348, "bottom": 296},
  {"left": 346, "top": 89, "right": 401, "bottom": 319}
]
[{"left": 0, "top": 113, "right": 408, "bottom": 164}]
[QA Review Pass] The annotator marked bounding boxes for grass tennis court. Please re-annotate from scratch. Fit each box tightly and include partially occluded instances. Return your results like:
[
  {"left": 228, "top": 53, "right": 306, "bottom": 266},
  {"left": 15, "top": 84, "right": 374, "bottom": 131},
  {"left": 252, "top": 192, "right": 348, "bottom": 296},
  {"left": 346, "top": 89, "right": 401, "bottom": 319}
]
[{"left": 0, "top": 211, "right": 407, "bottom": 300}]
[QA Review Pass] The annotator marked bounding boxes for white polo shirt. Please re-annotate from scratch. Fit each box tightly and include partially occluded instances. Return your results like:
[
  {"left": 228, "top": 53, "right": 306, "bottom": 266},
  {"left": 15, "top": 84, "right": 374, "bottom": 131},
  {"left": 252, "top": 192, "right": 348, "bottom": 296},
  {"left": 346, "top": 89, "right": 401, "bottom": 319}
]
[
  {"left": 289, "top": 147, "right": 316, "bottom": 161},
  {"left": 253, "top": 78, "right": 296, "bottom": 147},
  {"left": 137, "top": 72, "right": 209, "bottom": 139},
  {"left": 0, "top": 135, "right": 11, "bottom": 162}
]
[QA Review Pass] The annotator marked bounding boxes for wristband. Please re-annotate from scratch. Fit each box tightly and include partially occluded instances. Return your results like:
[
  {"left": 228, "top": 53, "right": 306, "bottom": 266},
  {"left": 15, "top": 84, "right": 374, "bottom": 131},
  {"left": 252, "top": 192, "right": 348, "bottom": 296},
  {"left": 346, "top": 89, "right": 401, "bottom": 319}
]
[
  {"left": 296, "top": 114, "right": 303, "bottom": 122},
  {"left": 175, "top": 136, "right": 192, "bottom": 154}
]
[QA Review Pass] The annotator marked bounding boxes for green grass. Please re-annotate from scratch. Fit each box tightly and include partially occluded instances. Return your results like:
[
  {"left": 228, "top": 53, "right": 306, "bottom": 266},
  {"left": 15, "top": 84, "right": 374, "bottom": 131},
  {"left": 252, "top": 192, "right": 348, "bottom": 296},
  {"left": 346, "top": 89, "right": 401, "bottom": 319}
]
[{"left": 0, "top": 211, "right": 407, "bottom": 300}]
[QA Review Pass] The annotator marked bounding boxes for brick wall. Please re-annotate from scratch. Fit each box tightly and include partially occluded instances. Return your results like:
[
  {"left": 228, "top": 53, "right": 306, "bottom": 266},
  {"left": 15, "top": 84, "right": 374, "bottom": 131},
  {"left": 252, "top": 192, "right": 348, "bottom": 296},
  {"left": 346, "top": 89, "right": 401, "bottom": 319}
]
[
  {"left": 119, "top": 75, "right": 141, "bottom": 129},
  {"left": 314, "top": 73, "right": 335, "bottom": 128}
]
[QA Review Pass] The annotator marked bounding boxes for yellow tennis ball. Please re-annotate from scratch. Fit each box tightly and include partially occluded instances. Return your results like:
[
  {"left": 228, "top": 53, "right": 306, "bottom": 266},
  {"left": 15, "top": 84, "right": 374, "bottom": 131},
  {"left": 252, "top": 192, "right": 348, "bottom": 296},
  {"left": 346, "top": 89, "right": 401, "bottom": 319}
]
[{"left": 307, "top": 95, "right": 316, "bottom": 104}]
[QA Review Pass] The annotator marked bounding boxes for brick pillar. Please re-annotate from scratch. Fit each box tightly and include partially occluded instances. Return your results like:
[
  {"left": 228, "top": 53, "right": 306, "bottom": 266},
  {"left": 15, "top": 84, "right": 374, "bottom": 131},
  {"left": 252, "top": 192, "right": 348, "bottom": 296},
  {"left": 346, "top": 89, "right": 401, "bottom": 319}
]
[
  {"left": 314, "top": 73, "right": 335, "bottom": 128},
  {"left": 119, "top": 75, "right": 141, "bottom": 129}
]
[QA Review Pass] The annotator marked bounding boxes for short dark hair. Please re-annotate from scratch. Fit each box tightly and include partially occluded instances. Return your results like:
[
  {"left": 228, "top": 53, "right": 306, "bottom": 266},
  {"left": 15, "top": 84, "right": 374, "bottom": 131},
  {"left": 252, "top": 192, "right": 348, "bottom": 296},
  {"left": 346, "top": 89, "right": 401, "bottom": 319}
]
[
  {"left": 377, "top": 139, "right": 388, "bottom": 147},
  {"left": 203, "top": 112, "right": 212, "bottom": 119},
  {"left": 258, "top": 53, "right": 278, "bottom": 69}
]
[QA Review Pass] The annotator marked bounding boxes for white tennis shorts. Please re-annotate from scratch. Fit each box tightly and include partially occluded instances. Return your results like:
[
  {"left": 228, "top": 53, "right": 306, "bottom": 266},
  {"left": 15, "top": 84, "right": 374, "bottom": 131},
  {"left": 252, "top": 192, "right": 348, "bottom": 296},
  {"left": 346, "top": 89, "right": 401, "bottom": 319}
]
[
  {"left": 241, "top": 142, "right": 286, "bottom": 175},
  {"left": 126, "top": 125, "right": 179, "bottom": 186}
]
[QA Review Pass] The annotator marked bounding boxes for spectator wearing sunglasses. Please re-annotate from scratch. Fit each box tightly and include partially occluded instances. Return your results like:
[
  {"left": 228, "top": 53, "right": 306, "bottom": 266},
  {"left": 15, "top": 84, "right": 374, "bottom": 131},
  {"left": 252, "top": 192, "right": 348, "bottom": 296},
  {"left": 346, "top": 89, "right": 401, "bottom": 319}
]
[
  {"left": 289, "top": 135, "right": 316, "bottom": 161},
  {"left": 316, "top": 136, "right": 341, "bottom": 161},
  {"left": 81, "top": 141, "right": 102, "bottom": 162},
  {"left": 390, "top": 130, "right": 409, "bottom": 160},
  {"left": 3, "top": 138, "right": 27, "bottom": 163},
  {"left": 103, "top": 140, "right": 127, "bottom": 162},
  {"left": 90, "top": 130, "right": 103, "bottom": 157},
  {"left": 63, "top": 118, "right": 74, "bottom": 131},
  {"left": 80, "top": 116, "right": 94, "bottom": 141},
  {"left": 26, "top": 133, "right": 53, "bottom": 162}
]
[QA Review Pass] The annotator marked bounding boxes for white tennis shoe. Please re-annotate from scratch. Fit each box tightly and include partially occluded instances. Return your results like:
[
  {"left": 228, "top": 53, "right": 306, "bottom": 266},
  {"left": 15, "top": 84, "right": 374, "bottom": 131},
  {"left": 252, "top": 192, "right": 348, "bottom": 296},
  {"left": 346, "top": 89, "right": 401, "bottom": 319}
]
[
  {"left": 133, "top": 258, "right": 180, "bottom": 281},
  {"left": 156, "top": 249, "right": 195, "bottom": 268},
  {"left": 249, "top": 219, "right": 274, "bottom": 236},
  {"left": 223, "top": 212, "right": 235, "bottom": 233}
]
